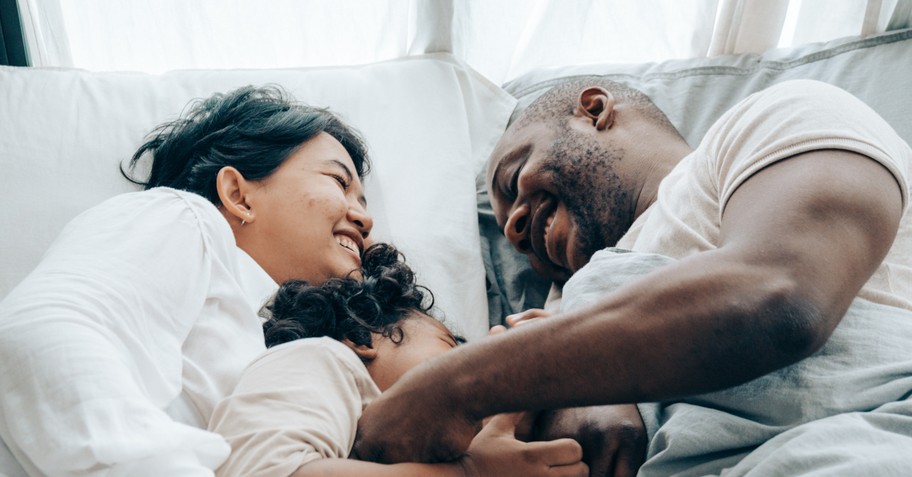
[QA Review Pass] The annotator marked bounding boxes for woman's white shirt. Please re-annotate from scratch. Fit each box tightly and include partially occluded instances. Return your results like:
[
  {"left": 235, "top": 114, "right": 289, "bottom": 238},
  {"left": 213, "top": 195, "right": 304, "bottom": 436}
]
[{"left": 0, "top": 188, "right": 276, "bottom": 476}]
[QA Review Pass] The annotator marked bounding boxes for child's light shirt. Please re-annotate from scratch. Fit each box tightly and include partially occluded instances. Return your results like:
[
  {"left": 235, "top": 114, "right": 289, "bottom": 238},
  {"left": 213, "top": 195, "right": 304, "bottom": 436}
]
[{"left": 209, "top": 337, "right": 381, "bottom": 477}]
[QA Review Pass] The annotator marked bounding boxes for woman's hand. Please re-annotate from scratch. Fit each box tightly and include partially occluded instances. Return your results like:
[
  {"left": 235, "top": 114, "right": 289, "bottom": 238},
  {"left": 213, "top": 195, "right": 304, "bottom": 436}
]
[
  {"left": 530, "top": 405, "right": 646, "bottom": 477},
  {"left": 458, "top": 413, "right": 588, "bottom": 477}
]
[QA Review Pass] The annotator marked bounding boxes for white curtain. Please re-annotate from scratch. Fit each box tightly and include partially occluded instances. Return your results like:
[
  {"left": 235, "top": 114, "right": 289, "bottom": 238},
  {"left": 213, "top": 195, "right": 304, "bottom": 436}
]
[{"left": 17, "top": 0, "right": 912, "bottom": 84}]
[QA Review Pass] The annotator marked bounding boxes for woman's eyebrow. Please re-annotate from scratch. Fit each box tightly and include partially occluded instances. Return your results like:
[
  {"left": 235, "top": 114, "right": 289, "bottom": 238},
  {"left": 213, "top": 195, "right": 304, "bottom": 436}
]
[
  {"left": 329, "top": 159, "right": 367, "bottom": 207},
  {"left": 329, "top": 159, "right": 354, "bottom": 183}
]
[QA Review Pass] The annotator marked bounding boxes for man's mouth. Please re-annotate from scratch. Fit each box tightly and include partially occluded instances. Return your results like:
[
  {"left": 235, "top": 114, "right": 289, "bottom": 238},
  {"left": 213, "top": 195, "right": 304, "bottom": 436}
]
[{"left": 530, "top": 197, "right": 568, "bottom": 270}]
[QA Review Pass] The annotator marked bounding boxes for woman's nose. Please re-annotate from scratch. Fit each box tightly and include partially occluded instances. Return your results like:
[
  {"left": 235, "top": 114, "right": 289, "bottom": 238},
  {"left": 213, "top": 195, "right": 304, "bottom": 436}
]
[
  {"left": 503, "top": 205, "right": 532, "bottom": 255},
  {"left": 349, "top": 203, "right": 374, "bottom": 239}
]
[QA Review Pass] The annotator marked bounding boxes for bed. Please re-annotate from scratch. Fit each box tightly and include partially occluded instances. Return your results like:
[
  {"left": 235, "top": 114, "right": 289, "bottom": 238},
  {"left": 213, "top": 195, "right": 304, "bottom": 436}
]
[{"left": 1, "top": 25, "right": 911, "bottom": 476}]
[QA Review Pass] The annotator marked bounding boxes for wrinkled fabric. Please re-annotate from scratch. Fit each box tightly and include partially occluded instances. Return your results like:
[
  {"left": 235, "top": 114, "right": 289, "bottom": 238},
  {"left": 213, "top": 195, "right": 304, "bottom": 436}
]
[
  {"left": 562, "top": 250, "right": 912, "bottom": 476},
  {"left": 0, "top": 188, "right": 275, "bottom": 476}
]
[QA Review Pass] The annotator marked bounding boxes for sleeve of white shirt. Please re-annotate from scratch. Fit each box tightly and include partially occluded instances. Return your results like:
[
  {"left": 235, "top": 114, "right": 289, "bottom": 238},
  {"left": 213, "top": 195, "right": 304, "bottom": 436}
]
[{"left": 0, "top": 190, "right": 233, "bottom": 476}]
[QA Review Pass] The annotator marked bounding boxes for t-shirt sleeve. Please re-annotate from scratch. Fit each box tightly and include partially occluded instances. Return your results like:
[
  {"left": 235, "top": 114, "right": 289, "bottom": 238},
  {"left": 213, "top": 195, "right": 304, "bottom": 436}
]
[
  {"left": 703, "top": 79, "right": 911, "bottom": 220},
  {"left": 0, "top": 190, "right": 232, "bottom": 476},
  {"left": 209, "top": 338, "right": 377, "bottom": 477}
]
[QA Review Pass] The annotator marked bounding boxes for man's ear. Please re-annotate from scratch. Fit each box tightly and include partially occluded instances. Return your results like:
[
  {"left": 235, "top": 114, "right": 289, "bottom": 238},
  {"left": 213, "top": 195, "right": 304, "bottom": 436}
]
[
  {"left": 342, "top": 337, "right": 378, "bottom": 361},
  {"left": 216, "top": 166, "right": 255, "bottom": 225},
  {"left": 575, "top": 86, "right": 616, "bottom": 131}
]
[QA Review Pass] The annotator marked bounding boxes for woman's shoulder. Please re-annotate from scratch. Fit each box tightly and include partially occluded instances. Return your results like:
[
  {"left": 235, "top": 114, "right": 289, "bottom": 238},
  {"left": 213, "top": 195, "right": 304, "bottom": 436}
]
[
  {"left": 94, "top": 187, "right": 221, "bottom": 221},
  {"left": 81, "top": 187, "right": 234, "bottom": 248}
]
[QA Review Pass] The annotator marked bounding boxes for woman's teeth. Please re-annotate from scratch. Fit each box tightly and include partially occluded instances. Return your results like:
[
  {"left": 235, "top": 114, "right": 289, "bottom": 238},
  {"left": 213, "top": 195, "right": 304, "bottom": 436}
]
[{"left": 336, "top": 235, "right": 358, "bottom": 253}]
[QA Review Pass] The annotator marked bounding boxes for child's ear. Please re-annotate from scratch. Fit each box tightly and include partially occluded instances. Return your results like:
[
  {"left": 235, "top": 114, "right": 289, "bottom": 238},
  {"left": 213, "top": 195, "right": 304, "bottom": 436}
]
[{"left": 341, "top": 337, "right": 378, "bottom": 361}]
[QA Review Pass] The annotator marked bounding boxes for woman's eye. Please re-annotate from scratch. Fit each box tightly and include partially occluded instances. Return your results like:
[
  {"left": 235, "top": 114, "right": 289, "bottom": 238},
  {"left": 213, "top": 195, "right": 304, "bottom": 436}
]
[{"left": 332, "top": 175, "right": 349, "bottom": 190}]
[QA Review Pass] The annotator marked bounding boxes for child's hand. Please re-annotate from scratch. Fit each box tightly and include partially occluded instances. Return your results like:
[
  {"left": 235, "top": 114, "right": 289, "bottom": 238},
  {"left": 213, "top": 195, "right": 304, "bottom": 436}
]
[
  {"left": 458, "top": 413, "right": 588, "bottom": 477},
  {"left": 505, "top": 308, "right": 552, "bottom": 328},
  {"left": 488, "top": 324, "right": 508, "bottom": 335},
  {"left": 488, "top": 308, "right": 554, "bottom": 336}
]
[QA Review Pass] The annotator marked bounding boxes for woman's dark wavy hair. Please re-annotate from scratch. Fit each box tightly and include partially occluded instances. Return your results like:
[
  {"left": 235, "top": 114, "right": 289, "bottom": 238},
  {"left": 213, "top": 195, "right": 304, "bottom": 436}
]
[
  {"left": 262, "top": 243, "right": 435, "bottom": 349},
  {"left": 122, "top": 85, "right": 370, "bottom": 205}
]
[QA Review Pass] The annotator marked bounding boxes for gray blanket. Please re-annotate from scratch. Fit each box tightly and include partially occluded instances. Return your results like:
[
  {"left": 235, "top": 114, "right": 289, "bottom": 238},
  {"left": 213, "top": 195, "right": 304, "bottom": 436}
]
[{"left": 561, "top": 248, "right": 912, "bottom": 476}]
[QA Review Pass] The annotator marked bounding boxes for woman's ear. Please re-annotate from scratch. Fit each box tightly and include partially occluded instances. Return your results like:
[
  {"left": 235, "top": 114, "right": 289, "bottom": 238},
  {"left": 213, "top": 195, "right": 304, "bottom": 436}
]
[
  {"left": 216, "top": 166, "right": 256, "bottom": 225},
  {"left": 341, "top": 337, "right": 378, "bottom": 361},
  {"left": 575, "top": 86, "right": 616, "bottom": 131}
]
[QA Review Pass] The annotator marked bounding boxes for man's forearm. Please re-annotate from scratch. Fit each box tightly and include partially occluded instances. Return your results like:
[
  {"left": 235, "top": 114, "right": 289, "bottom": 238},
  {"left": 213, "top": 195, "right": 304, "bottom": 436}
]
[{"left": 419, "top": 250, "right": 825, "bottom": 420}]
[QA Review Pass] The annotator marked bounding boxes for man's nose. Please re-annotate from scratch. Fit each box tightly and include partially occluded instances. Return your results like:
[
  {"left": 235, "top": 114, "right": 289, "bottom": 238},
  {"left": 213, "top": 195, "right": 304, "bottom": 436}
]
[{"left": 503, "top": 205, "right": 533, "bottom": 254}]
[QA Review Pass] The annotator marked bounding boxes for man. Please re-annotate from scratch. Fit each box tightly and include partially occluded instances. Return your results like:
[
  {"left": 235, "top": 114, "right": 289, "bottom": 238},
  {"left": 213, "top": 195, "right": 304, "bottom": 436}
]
[{"left": 353, "top": 78, "right": 912, "bottom": 475}]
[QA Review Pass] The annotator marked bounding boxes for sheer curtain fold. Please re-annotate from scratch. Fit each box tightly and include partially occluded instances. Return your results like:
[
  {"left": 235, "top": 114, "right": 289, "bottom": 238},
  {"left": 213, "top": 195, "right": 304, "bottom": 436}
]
[
  {"left": 708, "top": 0, "right": 790, "bottom": 55},
  {"left": 16, "top": 0, "right": 912, "bottom": 83},
  {"left": 17, "top": 0, "right": 72, "bottom": 67}
]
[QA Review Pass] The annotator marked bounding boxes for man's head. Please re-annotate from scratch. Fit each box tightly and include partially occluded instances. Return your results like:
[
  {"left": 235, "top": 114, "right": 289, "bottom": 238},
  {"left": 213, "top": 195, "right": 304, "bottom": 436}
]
[{"left": 487, "top": 77, "right": 686, "bottom": 283}]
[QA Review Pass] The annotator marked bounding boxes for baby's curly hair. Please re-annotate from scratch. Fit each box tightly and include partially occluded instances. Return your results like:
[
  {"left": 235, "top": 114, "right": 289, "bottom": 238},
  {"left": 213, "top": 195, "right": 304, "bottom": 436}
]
[{"left": 262, "top": 243, "right": 435, "bottom": 349}]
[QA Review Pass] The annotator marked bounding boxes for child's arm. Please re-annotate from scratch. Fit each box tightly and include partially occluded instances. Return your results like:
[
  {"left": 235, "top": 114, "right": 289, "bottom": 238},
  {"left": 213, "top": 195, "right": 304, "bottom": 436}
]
[
  {"left": 291, "top": 413, "right": 587, "bottom": 477},
  {"left": 290, "top": 459, "right": 463, "bottom": 477}
]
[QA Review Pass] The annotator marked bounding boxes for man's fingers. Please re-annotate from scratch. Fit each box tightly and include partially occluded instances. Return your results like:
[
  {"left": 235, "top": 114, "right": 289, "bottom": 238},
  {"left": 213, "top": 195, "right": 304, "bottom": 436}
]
[
  {"left": 585, "top": 447, "right": 617, "bottom": 477},
  {"left": 551, "top": 462, "right": 590, "bottom": 477},
  {"left": 525, "top": 437, "right": 584, "bottom": 467},
  {"left": 611, "top": 431, "right": 647, "bottom": 477}
]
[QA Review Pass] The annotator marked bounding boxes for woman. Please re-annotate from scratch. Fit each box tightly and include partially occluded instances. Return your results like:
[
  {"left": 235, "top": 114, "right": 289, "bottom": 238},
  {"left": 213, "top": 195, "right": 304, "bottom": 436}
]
[{"left": 0, "top": 86, "right": 373, "bottom": 476}]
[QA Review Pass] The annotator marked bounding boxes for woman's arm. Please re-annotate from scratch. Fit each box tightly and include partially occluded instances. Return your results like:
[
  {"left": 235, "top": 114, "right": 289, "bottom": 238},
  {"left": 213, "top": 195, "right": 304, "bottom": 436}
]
[{"left": 0, "top": 191, "right": 233, "bottom": 476}]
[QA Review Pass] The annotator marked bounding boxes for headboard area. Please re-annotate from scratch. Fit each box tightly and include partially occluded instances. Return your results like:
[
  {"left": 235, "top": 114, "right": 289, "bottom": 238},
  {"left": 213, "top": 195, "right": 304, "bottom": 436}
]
[{"left": 0, "top": 54, "right": 516, "bottom": 341}]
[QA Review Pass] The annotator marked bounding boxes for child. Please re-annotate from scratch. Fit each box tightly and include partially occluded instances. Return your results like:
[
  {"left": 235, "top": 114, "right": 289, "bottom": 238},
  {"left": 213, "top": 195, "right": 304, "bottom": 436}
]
[{"left": 208, "top": 243, "right": 587, "bottom": 477}]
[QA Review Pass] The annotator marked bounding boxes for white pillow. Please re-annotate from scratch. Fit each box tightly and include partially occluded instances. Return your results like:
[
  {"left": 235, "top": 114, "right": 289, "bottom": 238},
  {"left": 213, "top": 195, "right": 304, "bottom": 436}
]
[{"left": 0, "top": 53, "right": 516, "bottom": 340}]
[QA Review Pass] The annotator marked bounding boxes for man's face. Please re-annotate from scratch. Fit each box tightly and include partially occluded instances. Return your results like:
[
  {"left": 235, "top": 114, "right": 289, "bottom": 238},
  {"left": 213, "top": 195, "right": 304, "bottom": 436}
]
[{"left": 486, "top": 120, "right": 635, "bottom": 284}]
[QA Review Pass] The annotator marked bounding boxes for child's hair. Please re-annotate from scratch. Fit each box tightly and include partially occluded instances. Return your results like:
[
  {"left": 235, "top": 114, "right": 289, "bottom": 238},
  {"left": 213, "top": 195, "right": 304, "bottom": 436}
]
[{"left": 262, "top": 243, "right": 434, "bottom": 348}]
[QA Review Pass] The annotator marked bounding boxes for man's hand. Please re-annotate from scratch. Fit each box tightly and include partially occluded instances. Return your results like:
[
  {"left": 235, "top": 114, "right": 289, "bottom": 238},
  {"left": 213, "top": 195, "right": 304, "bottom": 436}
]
[
  {"left": 352, "top": 374, "right": 478, "bottom": 464},
  {"left": 528, "top": 405, "right": 646, "bottom": 477}
]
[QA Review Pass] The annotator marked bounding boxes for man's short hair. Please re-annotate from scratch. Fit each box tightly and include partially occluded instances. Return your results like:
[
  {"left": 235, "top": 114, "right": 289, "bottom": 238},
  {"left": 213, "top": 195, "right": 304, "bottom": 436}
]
[{"left": 515, "top": 76, "right": 678, "bottom": 135}]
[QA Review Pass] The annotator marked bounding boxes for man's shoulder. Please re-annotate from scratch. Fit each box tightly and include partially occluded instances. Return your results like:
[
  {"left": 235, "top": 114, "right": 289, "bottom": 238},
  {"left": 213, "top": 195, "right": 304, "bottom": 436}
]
[
  {"left": 759, "top": 79, "right": 845, "bottom": 96},
  {"left": 730, "top": 79, "right": 859, "bottom": 120}
]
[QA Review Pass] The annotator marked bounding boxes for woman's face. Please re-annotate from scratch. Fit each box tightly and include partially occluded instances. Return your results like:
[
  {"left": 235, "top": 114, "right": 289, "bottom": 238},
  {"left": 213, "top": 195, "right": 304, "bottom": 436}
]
[{"left": 240, "top": 132, "right": 373, "bottom": 284}]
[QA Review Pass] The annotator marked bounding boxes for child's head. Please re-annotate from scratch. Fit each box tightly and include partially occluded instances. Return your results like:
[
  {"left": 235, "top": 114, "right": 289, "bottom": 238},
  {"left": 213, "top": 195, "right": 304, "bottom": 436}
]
[{"left": 262, "top": 243, "right": 464, "bottom": 391}]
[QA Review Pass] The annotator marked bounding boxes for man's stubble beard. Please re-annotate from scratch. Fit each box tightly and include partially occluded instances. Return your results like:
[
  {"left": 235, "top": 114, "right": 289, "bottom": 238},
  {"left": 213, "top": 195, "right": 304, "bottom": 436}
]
[{"left": 543, "top": 126, "right": 635, "bottom": 271}]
